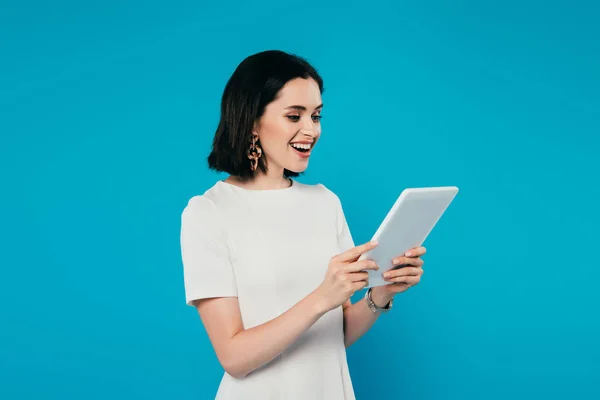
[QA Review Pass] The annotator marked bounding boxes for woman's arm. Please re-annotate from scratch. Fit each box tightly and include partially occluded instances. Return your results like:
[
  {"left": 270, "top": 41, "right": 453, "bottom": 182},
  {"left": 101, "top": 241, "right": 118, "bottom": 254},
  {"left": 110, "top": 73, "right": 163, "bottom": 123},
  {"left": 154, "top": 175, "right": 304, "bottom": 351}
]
[
  {"left": 342, "top": 247, "right": 427, "bottom": 347},
  {"left": 194, "top": 241, "right": 379, "bottom": 379},
  {"left": 341, "top": 286, "right": 393, "bottom": 347},
  {"left": 194, "top": 289, "right": 329, "bottom": 379}
]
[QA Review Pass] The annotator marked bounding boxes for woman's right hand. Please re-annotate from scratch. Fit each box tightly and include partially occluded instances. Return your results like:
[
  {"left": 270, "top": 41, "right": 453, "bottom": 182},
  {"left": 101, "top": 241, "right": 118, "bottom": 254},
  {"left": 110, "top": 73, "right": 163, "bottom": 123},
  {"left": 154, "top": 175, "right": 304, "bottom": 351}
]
[{"left": 314, "top": 240, "right": 380, "bottom": 312}]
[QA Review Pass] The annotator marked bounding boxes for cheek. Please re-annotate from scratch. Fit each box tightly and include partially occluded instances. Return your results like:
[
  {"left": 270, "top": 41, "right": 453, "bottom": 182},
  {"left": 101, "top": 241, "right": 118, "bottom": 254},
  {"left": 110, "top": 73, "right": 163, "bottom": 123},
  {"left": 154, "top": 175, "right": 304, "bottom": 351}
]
[
  {"left": 258, "top": 129, "right": 294, "bottom": 156},
  {"left": 260, "top": 121, "right": 297, "bottom": 147}
]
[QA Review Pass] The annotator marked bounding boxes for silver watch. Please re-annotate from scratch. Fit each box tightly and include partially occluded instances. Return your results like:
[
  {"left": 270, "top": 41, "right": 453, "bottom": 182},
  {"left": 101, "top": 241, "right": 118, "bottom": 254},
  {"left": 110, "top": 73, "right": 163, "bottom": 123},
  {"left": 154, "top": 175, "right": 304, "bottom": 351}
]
[{"left": 365, "top": 287, "right": 393, "bottom": 313}]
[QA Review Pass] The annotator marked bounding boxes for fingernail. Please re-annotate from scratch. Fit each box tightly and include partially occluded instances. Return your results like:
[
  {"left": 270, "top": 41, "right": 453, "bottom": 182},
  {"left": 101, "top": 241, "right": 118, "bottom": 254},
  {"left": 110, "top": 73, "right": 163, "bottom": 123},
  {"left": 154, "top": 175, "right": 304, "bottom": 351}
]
[
  {"left": 405, "top": 251, "right": 412, "bottom": 257},
  {"left": 371, "top": 240, "right": 378, "bottom": 246}
]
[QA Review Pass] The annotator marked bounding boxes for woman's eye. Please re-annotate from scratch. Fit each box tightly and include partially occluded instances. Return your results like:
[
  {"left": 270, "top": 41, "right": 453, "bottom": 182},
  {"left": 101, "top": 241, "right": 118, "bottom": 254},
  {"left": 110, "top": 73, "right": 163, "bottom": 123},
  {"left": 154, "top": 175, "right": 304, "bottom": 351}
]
[{"left": 287, "top": 115, "right": 322, "bottom": 122}]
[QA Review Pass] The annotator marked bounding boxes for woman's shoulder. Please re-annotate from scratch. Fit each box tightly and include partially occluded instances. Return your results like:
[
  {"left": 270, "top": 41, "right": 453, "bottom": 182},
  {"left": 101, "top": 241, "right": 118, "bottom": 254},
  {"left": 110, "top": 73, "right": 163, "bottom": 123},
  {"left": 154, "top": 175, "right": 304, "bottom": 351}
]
[
  {"left": 180, "top": 181, "right": 226, "bottom": 223},
  {"left": 294, "top": 181, "right": 342, "bottom": 205}
]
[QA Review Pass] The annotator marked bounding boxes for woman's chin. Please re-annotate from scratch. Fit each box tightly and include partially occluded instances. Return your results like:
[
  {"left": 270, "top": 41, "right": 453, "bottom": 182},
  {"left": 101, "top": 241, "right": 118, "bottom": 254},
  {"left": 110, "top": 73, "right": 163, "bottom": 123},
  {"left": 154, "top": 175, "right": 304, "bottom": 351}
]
[{"left": 286, "top": 161, "right": 309, "bottom": 173}]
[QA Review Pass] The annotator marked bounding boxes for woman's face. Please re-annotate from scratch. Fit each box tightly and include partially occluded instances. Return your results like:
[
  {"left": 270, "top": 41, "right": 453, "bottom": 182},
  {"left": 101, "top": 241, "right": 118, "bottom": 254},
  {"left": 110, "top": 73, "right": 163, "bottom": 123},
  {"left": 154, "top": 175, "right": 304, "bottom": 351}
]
[{"left": 254, "top": 77, "right": 322, "bottom": 174}]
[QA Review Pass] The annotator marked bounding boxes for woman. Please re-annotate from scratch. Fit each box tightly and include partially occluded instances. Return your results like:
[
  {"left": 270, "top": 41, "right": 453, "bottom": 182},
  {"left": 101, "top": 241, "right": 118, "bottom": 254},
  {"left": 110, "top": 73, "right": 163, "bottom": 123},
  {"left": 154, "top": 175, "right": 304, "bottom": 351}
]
[{"left": 180, "top": 50, "right": 426, "bottom": 399}]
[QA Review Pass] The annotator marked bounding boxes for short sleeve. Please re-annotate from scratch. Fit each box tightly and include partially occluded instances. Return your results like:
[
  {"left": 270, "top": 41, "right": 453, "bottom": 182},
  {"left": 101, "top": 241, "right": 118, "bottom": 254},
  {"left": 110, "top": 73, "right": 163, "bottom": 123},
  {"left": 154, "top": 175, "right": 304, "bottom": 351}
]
[
  {"left": 318, "top": 184, "right": 355, "bottom": 253},
  {"left": 335, "top": 195, "right": 355, "bottom": 253},
  {"left": 180, "top": 195, "right": 238, "bottom": 306}
]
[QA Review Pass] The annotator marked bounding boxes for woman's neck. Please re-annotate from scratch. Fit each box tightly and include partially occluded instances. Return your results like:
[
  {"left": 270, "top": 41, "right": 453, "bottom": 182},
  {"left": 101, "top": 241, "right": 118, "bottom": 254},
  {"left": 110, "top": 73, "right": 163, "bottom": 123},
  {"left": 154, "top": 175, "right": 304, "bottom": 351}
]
[{"left": 225, "top": 172, "right": 292, "bottom": 190}]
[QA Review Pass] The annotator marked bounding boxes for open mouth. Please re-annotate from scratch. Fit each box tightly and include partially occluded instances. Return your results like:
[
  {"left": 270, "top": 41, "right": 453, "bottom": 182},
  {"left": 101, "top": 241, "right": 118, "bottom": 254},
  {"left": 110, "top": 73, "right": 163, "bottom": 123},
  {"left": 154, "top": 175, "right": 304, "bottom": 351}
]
[{"left": 289, "top": 143, "right": 312, "bottom": 153}]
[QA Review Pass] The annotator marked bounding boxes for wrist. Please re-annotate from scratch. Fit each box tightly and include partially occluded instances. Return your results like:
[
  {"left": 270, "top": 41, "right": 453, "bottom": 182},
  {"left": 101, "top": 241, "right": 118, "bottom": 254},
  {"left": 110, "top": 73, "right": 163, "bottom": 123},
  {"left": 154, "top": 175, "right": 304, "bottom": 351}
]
[
  {"left": 370, "top": 286, "right": 394, "bottom": 308},
  {"left": 308, "top": 289, "right": 331, "bottom": 316}
]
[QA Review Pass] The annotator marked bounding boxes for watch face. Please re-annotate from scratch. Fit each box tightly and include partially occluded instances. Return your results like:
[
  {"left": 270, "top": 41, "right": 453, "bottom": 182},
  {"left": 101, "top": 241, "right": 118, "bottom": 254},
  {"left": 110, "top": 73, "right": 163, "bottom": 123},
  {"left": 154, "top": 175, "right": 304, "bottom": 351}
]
[{"left": 365, "top": 289, "right": 377, "bottom": 313}]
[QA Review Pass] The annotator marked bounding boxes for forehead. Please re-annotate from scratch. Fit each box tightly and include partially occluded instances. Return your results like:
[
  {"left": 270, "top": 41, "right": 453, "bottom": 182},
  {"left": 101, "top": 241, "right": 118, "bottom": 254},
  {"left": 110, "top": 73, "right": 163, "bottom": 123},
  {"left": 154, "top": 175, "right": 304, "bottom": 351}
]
[{"left": 273, "top": 77, "right": 322, "bottom": 107}]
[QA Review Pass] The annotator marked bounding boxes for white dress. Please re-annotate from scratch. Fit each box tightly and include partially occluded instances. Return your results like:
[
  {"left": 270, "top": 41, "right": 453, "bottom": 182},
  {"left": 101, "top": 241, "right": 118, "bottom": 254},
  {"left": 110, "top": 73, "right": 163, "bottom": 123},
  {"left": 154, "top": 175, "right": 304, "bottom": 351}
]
[{"left": 180, "top": 179, "right": 357, "bottom": 399}]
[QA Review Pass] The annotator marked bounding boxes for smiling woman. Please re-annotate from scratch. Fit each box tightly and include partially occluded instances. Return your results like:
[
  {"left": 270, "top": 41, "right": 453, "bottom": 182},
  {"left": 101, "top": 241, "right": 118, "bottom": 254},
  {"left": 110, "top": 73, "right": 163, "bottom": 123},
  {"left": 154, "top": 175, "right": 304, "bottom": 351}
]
[
  {"left": 180, "top": 50, "right": 425, "bottom": 400},
  {"left": 206, "top": 50, "right": 324, "bottom": 183}
]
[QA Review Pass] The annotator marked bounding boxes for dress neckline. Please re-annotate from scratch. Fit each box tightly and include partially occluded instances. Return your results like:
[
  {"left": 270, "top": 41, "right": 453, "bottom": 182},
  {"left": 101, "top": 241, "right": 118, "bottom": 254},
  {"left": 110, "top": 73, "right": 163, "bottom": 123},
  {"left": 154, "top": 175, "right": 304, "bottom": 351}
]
[{"left": 217, "top": 178, "right": 296, "bottom": 193}]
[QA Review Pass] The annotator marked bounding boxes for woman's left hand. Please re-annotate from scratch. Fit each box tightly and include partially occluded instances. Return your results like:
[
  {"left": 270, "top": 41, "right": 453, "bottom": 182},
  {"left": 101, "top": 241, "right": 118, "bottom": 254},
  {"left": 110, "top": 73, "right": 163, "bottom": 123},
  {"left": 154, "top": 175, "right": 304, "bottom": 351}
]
[{"left": 380, "top": 246, "right": 426, "bottom": 296}]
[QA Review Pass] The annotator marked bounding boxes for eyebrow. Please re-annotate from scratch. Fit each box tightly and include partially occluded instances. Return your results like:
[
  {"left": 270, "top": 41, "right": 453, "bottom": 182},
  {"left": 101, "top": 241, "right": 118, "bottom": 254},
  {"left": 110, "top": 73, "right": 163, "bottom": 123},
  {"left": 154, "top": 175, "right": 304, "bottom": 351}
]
[{"left": 284, "top": 104, "right": 323, "bottom": 111}]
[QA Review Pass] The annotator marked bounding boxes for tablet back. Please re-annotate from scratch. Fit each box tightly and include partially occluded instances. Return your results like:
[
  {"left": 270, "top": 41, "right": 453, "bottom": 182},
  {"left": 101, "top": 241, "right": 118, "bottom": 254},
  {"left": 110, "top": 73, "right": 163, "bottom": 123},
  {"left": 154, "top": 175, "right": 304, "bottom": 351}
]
[{"left": 359, "top": 186, "right": 459, "bottom": 288}]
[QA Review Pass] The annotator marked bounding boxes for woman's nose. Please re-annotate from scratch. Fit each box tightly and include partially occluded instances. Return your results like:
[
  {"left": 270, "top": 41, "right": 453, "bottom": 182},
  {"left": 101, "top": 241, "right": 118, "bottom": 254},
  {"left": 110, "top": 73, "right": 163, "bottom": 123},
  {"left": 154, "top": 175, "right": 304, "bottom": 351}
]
[
  {"left": 298, "top": 127, "right": 318, "bottom": 139},
  {"left": 302, "top": 118, "right": 319, "bottom": 131}
]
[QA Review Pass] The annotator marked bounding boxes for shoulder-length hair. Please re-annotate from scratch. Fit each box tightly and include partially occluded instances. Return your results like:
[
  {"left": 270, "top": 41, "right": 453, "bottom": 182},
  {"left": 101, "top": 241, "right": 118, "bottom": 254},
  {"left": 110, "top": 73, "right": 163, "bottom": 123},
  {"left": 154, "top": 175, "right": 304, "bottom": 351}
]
[{"left": 207, "top": 50, "right": 324, "bottom": 178}]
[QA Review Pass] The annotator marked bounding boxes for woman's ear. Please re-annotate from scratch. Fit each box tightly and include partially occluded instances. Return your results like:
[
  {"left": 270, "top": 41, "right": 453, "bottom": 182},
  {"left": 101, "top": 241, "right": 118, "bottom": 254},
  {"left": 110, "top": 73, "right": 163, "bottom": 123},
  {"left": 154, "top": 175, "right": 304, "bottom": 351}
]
[{"left": 252, "top": 120, "right": 261, "bottom": 135}]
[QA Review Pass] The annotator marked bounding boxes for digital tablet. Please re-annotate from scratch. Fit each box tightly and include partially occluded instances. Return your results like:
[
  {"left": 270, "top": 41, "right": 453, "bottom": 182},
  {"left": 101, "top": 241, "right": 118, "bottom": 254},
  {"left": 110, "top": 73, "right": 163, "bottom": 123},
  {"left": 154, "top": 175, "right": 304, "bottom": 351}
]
[{"left": 358, "top": 186, "right": 459, "bottom": 288}]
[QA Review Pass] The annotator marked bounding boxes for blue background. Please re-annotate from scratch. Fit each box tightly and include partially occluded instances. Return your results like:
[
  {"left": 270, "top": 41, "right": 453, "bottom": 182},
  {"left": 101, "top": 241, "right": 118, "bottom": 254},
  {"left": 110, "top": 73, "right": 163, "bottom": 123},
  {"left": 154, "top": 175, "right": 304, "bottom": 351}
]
[{"left": 2, "top": 1, "right": 599, "bottom": 399}]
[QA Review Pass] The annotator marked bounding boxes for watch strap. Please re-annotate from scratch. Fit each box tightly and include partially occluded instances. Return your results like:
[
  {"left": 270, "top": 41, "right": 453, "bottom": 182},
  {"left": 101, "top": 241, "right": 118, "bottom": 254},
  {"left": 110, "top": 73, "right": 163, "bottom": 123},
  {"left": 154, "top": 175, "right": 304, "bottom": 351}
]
[{"left": 365, "top": 287, "right": 393, "bottom": 313}]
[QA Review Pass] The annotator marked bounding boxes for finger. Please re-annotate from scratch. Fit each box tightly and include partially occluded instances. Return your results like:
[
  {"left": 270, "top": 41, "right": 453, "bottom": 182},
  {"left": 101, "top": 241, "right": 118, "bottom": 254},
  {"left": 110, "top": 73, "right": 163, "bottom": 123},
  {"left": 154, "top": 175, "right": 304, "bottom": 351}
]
[
  {"left": 383, "top": 267, "right": 422, "bottom": 280},
  {"left": 404, "top": 246, "right": 426, "bottom": 258},
  {"left": 344, "top": 259, "right": 379, "bottom": 273},
  {"left": 392, "top": 256, "right": 424, "bottom": 268},
  {"left": 388, "top": 275, "right": 421, "bottom": 285},
  {"left": 348, "top": 271, "right": 370, "bottom": 282},
  {"left": 336, "top": 240, "right": 378, "bottom": 262},
  {"left": 351, "top": 280, "right": 368, "bottom": 291}
]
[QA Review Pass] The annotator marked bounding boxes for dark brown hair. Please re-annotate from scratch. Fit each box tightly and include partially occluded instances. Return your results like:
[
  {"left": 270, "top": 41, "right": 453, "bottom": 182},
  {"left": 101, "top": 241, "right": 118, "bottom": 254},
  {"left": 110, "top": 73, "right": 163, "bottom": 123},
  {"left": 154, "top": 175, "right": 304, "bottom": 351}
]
[{"left": 207, "top": 50, "right": 324, "bottom": 178}]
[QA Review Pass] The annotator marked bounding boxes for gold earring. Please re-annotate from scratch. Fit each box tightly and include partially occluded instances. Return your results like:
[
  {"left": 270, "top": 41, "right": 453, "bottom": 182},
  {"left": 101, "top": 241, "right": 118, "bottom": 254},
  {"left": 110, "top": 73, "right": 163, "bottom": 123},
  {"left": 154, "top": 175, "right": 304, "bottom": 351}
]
[{"left": 247, "top": 133, "right": 262, "bottom": 171}]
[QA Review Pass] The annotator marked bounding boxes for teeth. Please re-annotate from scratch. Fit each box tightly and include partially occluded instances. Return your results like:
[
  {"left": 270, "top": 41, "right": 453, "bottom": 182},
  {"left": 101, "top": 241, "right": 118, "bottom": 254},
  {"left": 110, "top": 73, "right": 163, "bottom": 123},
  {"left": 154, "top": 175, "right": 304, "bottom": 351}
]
[{"left": 291, "top": 143, "right": 312, "bottom": 150}]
